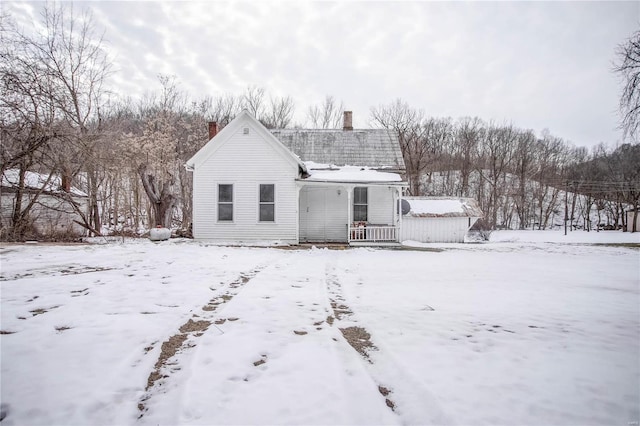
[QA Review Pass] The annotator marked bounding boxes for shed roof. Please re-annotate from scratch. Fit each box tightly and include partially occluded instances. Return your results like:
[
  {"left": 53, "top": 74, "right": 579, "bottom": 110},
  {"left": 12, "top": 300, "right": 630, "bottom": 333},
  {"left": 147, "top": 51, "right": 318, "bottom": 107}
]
[
  {"left": 1, "top": 169, "right": 87, "bottom": 197},
  {"left": 404, "top": 197, "right": 483, "bottom": 218},
  {"left": 270, "top": 129, "right": 405, "bottom": 172}
]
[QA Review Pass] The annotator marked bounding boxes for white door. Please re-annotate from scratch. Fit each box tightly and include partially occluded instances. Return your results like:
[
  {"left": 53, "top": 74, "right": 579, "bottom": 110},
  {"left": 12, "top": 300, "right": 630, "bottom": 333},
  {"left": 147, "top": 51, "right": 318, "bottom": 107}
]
[{"left": 299, "top": 187, "right": 347, "bottom": 242}]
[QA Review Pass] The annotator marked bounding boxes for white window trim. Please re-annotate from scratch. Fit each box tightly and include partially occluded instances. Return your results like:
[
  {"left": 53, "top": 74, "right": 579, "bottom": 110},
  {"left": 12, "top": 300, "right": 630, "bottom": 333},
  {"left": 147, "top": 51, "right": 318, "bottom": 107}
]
[
  {"left": 257, "top": 183, "right": 276, "bottom": 224},
  {"left": 353, "top": 186, "right": 368, "bottom": 222},
  {"left": 217, "top": 183, "right": 234, "bottom": 223}
]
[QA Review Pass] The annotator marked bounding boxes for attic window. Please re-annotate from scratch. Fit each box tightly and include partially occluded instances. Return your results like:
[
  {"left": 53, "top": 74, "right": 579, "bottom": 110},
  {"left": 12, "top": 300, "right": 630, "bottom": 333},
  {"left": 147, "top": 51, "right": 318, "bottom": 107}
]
[{"left": 243, "top": 127, "right": 250, "bottom": 134}]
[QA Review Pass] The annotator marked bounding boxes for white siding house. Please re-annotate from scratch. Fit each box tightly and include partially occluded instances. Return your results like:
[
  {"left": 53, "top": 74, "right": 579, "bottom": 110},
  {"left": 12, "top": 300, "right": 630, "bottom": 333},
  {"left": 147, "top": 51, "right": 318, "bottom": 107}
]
[
  {"left": 187, "top": 112, "right": 487, "bottom": 245},
  {"left": 186, "top": 111, "right": 408, "bottom": 244},
  {"left": 186, "top": 111, "right": 305, "bottom": 243},
  {"left": 400, "top": 197, "right": 483, "bottom": 243}
]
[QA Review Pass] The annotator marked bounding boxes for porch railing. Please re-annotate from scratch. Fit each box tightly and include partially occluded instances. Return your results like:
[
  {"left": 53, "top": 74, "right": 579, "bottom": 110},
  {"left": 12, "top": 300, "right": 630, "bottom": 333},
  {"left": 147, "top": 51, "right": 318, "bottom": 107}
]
[{"left": 349, "top": 225, "right": 398, "bottom": 243}]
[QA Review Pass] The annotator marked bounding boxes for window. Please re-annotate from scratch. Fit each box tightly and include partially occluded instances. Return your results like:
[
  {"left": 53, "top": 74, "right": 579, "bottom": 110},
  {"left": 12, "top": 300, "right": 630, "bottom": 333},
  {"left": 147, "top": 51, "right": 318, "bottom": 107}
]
[
  {"left": 353, "top": 187, "right": 368, "bottom": 222},
  {"left": 218, "top": 184, "right": 233, "bottom": 221},
  {"left": 259, "top": 184, "right": 275, "bottom": 222}
]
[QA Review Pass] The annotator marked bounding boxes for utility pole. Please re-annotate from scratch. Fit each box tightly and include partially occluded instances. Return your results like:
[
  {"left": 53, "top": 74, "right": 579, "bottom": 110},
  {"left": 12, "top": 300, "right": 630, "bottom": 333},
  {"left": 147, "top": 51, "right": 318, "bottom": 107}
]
[{"left": 564, "top": 180, "right": 569, "bottom": 236}]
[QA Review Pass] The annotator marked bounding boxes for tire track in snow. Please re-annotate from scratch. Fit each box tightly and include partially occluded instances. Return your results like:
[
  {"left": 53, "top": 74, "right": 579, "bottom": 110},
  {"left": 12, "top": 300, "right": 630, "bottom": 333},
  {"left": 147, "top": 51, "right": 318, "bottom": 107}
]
[
  {"left": 324, "top": 263, "right": 399, "bottom": 414},
  {"left": 328, "top": 262, "right": 453, "bottom": 425},
  {"left": 137, "top": 265, "right": 266, "bottom": 418}
]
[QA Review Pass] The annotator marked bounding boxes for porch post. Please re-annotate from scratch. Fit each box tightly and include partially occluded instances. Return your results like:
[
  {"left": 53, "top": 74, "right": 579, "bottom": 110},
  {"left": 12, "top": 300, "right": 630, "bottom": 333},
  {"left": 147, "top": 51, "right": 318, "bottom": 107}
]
[
  {"left": 397, "top": 187, "right": 403, "bottom": 242},
  {"left": 391, "top": 186, "right": 396, "bottom": 225},
  {"left": 346, "top": 185, "right": 352, "bottom": 242}
]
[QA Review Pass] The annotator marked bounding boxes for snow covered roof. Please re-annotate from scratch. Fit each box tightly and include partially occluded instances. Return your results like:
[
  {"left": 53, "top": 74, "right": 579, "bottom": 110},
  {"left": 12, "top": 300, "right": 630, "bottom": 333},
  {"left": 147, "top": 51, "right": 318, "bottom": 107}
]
[
  {"left": 404, "top": 197, "right": 483, "bottom": 218},
  {"left": 270, "top": 128, "right": 405, "bottom": 172},
  {"left": 302, "top": 162, "right": 404, "bottom": 184},
  {"left": 1, "top": 169, "right": 87, "bottom": 197}
]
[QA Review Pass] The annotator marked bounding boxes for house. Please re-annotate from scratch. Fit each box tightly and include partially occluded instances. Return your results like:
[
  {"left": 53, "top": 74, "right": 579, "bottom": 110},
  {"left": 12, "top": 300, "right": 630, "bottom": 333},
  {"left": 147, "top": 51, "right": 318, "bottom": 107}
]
[
  {"left": 399, "top": 197, "right": 483, "bottom": 243},
  {"left": 1, "top": 169, "right": 88, "bottom": 237},
  {"left": 186, "top": 110, "right": 407, "bottom": 244}
]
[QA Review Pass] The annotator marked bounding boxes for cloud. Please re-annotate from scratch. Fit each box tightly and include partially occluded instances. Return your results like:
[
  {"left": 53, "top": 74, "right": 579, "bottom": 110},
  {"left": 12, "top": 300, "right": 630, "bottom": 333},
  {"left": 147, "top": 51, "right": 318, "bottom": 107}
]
[{"left": 4, "top": 0, "right": 638, "bottom": 146}]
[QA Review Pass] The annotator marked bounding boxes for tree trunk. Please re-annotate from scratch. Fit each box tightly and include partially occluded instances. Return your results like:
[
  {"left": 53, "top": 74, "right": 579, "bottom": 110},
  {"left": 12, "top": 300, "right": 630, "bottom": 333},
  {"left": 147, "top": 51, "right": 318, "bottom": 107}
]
[{"left": 137, "top": 164, "right": 176, "bottom": 228}]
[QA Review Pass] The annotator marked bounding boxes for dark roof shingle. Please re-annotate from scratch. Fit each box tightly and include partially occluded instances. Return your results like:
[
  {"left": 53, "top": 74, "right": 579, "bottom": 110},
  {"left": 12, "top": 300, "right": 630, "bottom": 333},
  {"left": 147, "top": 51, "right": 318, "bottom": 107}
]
[{"left": 270, "top": 129, "right": 405, "bottom": 172}]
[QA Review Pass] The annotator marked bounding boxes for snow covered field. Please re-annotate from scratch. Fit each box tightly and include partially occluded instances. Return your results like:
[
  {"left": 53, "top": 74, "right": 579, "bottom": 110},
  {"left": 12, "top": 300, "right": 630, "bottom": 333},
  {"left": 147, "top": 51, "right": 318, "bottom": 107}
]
[{"left": 1, "top": 230, "right": 639, "bottom": 425}]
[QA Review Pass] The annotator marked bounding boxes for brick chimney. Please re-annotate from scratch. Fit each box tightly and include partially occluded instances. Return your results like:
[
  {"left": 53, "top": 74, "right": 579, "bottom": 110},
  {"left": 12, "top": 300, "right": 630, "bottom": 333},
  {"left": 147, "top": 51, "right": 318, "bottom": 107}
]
[
  {"left": 208, "top": 121, "right": 219, "bottom": 140},
  {"left": 61, "top": 174, "right": 71, "bottom": 193},
  {"left": 343, "top": 111, "right": 353, "bottom": 131}
]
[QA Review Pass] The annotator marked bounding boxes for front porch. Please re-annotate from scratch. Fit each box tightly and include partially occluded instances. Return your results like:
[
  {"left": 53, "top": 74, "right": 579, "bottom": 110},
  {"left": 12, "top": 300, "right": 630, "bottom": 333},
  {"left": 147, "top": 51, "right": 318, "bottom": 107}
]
[{"left": 297, "top": 178, "right": 407, "bottom": 245}]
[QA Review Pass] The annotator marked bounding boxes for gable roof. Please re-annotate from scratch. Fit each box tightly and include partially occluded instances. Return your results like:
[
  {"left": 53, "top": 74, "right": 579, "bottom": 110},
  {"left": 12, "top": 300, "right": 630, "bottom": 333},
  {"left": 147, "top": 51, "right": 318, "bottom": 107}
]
[
  {"left": 270, "top": 129, "right": 405, "bottom": 172},
  {"left": 186, "top": 110, "right": 306, "bottom": 172}
]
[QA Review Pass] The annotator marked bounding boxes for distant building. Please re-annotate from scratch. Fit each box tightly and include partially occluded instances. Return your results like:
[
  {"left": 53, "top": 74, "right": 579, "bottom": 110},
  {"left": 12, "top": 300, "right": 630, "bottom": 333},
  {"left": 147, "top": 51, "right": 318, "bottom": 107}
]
[
  {"left": 626, "top": 209, "right": 640, "bottom": 232},
  {"left": 1, "top": 169, "right": 88, "bottom": 238}
]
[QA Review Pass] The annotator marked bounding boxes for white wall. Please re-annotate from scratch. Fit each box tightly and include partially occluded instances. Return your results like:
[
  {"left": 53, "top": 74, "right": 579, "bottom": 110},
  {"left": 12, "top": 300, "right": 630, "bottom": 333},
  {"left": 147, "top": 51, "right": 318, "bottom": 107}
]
[
  {"left": 367, "top": 186, "right": 395, "bottom": 224},
  {"left": 400, "top": 216, "right": 477, "bottom": 243},
  {"left": 0, "top": 193, "right": 87, "bottom": 236},
  {"left": 192, "top": 120, "right": 300, "bottom": 243},
  {"left": 626, "top": 211, "right": 640, "bottom": 232}
]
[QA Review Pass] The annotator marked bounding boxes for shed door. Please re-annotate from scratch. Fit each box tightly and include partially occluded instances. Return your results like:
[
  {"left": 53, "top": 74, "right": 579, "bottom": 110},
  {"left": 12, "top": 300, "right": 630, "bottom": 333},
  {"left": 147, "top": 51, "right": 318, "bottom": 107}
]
[{"left": 299, "top": 187, "right": 347, "bottom": 242}]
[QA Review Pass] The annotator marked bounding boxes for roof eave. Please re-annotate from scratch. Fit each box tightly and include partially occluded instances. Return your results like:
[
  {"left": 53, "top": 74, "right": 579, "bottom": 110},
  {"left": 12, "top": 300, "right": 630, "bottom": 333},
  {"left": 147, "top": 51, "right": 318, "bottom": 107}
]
[{"left": 296, "top": 179, "right": 408, "bottom": 186}]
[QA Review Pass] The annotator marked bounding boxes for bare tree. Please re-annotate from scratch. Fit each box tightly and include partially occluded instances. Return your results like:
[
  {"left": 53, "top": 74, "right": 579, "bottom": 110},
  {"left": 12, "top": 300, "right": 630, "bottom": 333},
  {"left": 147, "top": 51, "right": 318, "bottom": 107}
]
[
  {"left": 512, "top": 129, "right": 537, "bottom": 229},
  {"left": 370, "top": 99, "right": 425, "bottom": 194},
  {"left": 418, "top": 117, "right": 452, "bottom": 194},
  {"left": 242, "top": 85, "right": 266, "bottom": 119},
  {"left": 1, "top": 3, "right": 111, "bottom": 238},
  {"left": 263, "top": 95, "right": 295, "bottom": 129},
  {"left": 476, "top": 123, "right": 517, "bottom": 229},
  {"left": 198, "top": 94, "right": 241, "bottom": 128},
  {"left": 307, "top": 95, "right": 345, "bottom": 129},
  {"left": 116, "top": 76, "right": 186, "bottom": 229},
  {"left": 614, "top": 30, "right": 640, "bottom": 142},
  {"left": 610, "top": 143, "right": 640, "bottom": 231},
  {"left": 453, "top": 117, "right": 484, "bottom": 197}
]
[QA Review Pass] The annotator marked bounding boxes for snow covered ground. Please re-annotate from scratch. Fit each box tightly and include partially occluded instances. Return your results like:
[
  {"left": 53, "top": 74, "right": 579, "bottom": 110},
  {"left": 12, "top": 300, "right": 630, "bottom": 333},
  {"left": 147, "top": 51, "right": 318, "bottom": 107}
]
[{"left": 1, "top": 230, "right": 639, "bottom": 425}]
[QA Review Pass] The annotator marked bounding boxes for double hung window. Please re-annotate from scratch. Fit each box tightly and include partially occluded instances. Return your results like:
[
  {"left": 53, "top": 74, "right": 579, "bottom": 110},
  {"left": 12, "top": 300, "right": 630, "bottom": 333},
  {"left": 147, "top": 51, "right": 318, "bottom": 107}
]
[
  {"left": 218, "top": 184, "right": 233, "bottom": 221},
  {"left": 259, "top": 184, "right": 275, "bottom": 222},
  {"left": 353, "top": 187, "right": 368, "bottom": 222}
]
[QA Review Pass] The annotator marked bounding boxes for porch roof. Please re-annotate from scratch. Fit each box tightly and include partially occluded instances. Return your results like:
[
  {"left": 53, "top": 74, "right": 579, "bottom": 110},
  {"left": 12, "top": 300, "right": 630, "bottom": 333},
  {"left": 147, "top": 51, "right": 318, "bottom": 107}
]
[{"left": 298, "top": 162, "right": 407, "bottom": 186}]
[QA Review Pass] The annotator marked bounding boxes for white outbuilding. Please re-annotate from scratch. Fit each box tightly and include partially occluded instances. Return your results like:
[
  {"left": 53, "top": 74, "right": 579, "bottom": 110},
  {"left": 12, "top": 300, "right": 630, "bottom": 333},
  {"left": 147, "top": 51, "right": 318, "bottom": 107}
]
[{"left": 399, "top": 197, "right": 483, "bottom": 243}]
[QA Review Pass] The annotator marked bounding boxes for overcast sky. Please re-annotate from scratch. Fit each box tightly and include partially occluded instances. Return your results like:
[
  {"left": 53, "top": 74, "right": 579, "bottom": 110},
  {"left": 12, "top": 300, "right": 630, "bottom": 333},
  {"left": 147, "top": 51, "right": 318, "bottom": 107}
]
[{"left": 5, "top": 1, "right": 639, "bottom": 148}]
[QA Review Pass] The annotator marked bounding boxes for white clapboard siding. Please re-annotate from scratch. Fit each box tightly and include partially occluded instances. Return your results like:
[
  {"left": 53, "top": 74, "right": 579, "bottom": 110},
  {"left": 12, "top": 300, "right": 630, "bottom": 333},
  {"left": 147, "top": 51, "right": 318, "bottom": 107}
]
[
  {"left": 192, "top": 117, "right": 300, "bottom": 243},
  {"left": 366, "top": 186, "right": 394, "bottom": 224},
  {"left": 0, "top": 193, "right": 87, "bottom": 236},
  {"left": 400, "top": 216, "right": 477, "bottom": 243}
]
